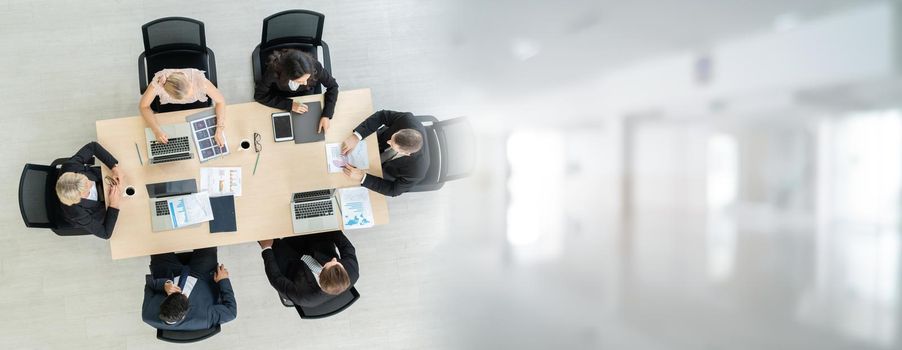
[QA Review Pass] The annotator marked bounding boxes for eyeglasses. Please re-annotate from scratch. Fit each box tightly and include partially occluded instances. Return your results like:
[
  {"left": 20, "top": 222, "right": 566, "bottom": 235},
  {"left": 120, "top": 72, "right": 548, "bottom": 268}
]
[
  {"left": 104, "top": 175, "right": 118, "bottom": 187},
  {"left": 254, "top": 133, "right": 262, "bottom": 153}
]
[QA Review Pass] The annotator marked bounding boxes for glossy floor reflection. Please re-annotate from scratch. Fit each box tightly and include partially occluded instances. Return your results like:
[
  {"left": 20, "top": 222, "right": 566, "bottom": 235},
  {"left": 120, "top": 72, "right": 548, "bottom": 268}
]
[{"left": 438, "top": 112, "right": 901, "bottom": 349}]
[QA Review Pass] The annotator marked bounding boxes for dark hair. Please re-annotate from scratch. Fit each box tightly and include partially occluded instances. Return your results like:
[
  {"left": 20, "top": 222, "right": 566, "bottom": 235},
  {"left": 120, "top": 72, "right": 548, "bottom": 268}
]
[
  {"left": 320, "top": 264, "right": 350, "bottom": 295},
  {"left": 393, "top": 129, "right": 424, "bottom": 153},
  {"left": 159, "top": 293, "right": 189, "bottom": 324},
  {"left": 266, "top": 48, "right": 319, "bottom": 85}
]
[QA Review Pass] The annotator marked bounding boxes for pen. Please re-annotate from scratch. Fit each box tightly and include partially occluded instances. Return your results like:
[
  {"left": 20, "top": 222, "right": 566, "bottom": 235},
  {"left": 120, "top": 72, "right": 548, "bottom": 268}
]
[
  {"left": 253, "top": 152, "right": 260, "bottom": 175},
  {"left": 135, "top": 143, "right": 144, "bottom": 166}
]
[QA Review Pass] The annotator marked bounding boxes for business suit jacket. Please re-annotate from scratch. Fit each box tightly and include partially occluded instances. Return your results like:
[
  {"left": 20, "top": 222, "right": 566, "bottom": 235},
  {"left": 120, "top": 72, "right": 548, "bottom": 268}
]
[
  {"left": 353, "top": 110, "right": 430, "bottom": 197},
  {"left": 142, "top": 276, "right": 237, "bottom": 331},
  {"left": 261, "top": 231, "right": 359, "bottom": 307},
  {"left": 253, "top": 60, "right": 339, "bottom": 118},
  {"left": 59, "top": 142, "right": 119, "bottom": 239}
]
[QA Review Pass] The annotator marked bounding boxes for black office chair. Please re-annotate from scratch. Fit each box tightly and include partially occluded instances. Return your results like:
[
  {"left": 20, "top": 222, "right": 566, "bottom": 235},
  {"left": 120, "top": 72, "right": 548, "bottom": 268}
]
[
  {"left": 156, "top": 325, "right": 221, "bottom": 343},
  {"left": 138, "top": 17, "right": 218, "bottom": 113},
  {"left": 409, "top": 116, "right": 476, "bottom": 192},
  {"left": 18, "top": 158, "right": 93, "bottom": 236},
  {"left": 252, "top": 9, "right": 331, "bottom": 91},
  {"left": 284, "top": 286, "right": 360, "bottom": 319}
]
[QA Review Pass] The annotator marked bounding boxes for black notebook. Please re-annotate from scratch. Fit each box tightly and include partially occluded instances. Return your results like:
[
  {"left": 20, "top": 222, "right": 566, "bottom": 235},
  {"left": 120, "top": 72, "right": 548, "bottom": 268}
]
[
  {"left": 209, "top": 195, "right": 236, "bottom": 233},
  {"left": 291, "top": 102, "right": 325, "bottom": 144}
]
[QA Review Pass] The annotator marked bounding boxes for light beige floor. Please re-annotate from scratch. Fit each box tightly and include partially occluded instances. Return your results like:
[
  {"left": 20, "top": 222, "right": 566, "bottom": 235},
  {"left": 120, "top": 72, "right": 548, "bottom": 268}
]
[{"left": 0, "top": 0, "right": 460, "bottom": 348}]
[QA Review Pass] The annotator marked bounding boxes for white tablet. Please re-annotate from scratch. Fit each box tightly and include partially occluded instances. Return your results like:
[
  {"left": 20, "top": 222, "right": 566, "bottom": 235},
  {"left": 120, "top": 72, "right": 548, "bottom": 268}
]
[{"left": 272, "top": 112, "right": 294, "bottom": 142}]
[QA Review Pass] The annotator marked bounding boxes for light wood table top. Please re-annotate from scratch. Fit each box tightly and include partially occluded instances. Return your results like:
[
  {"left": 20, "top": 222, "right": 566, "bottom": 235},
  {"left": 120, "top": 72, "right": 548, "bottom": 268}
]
[{"left": 96, "top": 88, "right": 387, "bottom": 260}]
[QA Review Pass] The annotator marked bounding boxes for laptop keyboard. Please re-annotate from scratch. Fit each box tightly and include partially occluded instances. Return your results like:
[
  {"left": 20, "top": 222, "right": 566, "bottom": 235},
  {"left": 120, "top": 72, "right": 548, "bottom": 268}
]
[
  {"left": 293, "top": 190, "right": 331, "bottom": 202},
  {"left": 150, "top": 152, "right": 193, "bottom": 164},
  {"left": 294, "top": 201, "right": 334, "bottom": 219},
  {"left": 155, "top": 200, "right": 170, "bottom": 216},
  {"left": 150, "top": 136, "right": 190, "bottom": 157}
]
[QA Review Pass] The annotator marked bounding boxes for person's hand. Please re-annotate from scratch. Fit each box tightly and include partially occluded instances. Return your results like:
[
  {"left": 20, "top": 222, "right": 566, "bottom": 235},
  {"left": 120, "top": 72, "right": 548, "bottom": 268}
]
[
  {"left": 154, "top": 129, "right": 169, "bottom": 144},
  {"left": 107, "top": 184, "right": 121, "bottom": 208},
  {"left": 318, "top": 117, "right": 330, "bottom": 134},
  {"left": 213, "top": 129, "right": 225, "bottom": 147},
  {"left": 291, "top": 101, "right": 308, "bottom": 114},
  {"left": 214, "top": 264, "right": 229, "bottom": 283},
  {"left": 342, "top": 165, "right": 364, "bottom": 182},
  {"left": 111, "top": 165, "right": 124, "bottom": 185},
  {"left": 341, "top": 134, "right": 359, "bottom": 155},
  {"left": 258, "top": 239, "right": 274, "bottom": 249},
  {"left": 164, "top": 280, "right": 182, "bottom": 295}
]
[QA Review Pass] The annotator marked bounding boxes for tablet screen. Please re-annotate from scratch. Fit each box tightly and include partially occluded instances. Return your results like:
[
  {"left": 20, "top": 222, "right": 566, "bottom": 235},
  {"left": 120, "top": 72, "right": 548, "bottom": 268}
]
[{"left": 273, "top": 114, "right": 293, "bottom": 139}]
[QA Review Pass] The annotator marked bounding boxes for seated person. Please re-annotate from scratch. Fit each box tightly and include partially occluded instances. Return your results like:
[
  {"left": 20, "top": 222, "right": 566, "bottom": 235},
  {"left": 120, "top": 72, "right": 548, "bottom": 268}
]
[
  {"left": 253, "top": 48, "right": 339, "bottom": 133},
  {"left": 340, "top": 110, "right": 430, "bottom": 197},
  {"left": 142, "top": 248, "right": 236, "bottom": 331},
  {"left": 55, "top": 142, "right": 124, "bottom": 239},
  {"left": 139, "top": 68, "right": 227, "bottom": 145},
  {"left": 257, "top": 230, "right": 358, "bottom": 307}
]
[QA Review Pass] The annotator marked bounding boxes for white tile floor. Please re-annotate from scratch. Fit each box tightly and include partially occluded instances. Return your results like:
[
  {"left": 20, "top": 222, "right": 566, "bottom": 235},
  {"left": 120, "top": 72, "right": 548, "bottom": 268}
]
[{"left": 0, "top": 1, "right": 459, "bottom": 348}]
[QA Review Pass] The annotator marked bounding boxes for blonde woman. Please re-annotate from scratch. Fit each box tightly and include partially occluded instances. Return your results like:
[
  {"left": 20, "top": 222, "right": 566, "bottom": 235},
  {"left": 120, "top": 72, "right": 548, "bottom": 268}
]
[
  {"left": 139, "top": 68, "right": 227, "bottom": 145},
  {"left": 56, "top": 142, "right": 124, "bottom": 239}
]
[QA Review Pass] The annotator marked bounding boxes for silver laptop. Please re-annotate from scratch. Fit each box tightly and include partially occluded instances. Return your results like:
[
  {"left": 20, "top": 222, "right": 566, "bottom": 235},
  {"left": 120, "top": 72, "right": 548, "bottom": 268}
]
[
  {"left": 145, "top": 123, "right": 194, "bottom": 165},
  {"left": 146, "top": 180, "right": 197, "bottom": 232},
  {"left": 290, "top": 189, "right": 340, "bottom": 233}
]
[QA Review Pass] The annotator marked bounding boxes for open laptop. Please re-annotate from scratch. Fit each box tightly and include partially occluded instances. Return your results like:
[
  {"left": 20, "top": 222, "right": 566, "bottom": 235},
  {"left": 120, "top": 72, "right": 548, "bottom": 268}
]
[
  {"left": 290, "top": 189, "right": 340, "bottom": 233},
  {"left": 145, "top": 123, "right": 194, "bottom": 165},
  {"left": 146, "top": 179, "right": 199, "bottom": 232}
]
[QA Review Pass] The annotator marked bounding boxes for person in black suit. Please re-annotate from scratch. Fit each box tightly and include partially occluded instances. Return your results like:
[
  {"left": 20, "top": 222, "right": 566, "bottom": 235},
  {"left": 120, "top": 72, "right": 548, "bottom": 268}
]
[
  {"left": 340, "top": 110, "right": 430, "bottom": 197},
  {"left": 254, "top": 48, "right": 339, "bottom": 133},
  {"left": 257, "top": 231, "right": 359, "bottom": 307},
  {"left": 142, "top": 248, "right": 237, "bottom": 331},
  {"left": 55, "top": 142, "right": 124, "bottom": 239}
]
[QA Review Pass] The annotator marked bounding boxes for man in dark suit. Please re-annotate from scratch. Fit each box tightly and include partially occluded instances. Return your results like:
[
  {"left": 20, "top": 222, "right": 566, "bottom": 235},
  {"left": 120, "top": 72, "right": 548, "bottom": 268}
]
[
  {"left": 142, "top": 248, "right": 237, "bottom": 331},
  {"left": 340, "top": 110, "right": 430, "bottom": 197},
  {"left": 257, "top": 230, "right": 359, "bottom": 307},
  {"left": 55, "top": 142, "right": 124, "bottom": 239}
]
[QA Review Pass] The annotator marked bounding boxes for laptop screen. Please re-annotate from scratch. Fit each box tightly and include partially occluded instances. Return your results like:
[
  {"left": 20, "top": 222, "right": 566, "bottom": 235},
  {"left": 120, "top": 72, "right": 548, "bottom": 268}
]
[{"left": 146, "top": 179, "right": 197, "bottom": 198}]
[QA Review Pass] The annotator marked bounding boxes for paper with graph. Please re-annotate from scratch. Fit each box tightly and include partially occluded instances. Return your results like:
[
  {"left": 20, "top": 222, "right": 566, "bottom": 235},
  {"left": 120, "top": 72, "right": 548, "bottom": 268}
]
[
  {"left": 337, "top": 187, "right": 374, "bottom": 229},
  {"left": 326, "top": 142, "right": 369, "bottom": 173}
]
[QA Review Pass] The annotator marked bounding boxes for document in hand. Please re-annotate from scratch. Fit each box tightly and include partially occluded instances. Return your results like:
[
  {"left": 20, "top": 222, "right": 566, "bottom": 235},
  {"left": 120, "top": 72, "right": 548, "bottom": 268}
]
[
  {"left": 170, "top": 192, "right": 215, "bottom": 228},
  {"left": 337, "top": 187, "right": 375, "bottom": 229},
  {"left": 326, "top": 142, "right": 369, "bottom": 173}
]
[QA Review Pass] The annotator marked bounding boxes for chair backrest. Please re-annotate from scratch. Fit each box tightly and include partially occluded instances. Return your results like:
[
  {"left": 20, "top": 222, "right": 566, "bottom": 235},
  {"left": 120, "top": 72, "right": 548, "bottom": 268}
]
[
  {"left": 261, "top": 10, "right": 324, "bottom": 48},
  {"left": 19, "top": 164, "right": 55, "bottom": 228},
  {"left": 142, "top": 17, "right": 207, "bottom": 55},
  {"left": 295, "top": 287, "right": 360, "bottom": 319},
  {"left": 434, "top": 117, "right": 476, "bottom": 182},
  {"left": 156, "top": 325, "right": 221, "bottom": 343}
]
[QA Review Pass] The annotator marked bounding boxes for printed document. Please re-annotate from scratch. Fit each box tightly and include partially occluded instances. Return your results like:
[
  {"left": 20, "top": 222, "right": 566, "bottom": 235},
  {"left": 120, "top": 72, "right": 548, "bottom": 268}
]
[
  {"left": 200, "top": 167, "right": 242, "bottom": 197},
  {"left": 326, "top": 142, "right": 369, "bottom": 173},
  {"left": 337, "top": 187, "right": 374, "bottom": 229}
]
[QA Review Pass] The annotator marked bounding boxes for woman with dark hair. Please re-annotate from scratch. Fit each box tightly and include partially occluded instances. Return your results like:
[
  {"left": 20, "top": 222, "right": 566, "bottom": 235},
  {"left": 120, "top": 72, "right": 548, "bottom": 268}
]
[{"left": 254, "top": 49, "right": 339, "bottom": 133}]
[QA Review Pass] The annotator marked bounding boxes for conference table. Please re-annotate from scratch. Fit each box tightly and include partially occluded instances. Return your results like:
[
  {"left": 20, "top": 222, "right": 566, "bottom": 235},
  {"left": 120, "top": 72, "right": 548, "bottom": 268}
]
[{"left": 95, "top": 88, "right": 388, "bottom": 260}]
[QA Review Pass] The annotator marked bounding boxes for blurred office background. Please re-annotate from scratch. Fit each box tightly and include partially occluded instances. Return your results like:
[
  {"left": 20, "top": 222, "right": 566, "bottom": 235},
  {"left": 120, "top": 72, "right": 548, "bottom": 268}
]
[
  {"left": 439, "top": 0, "right": 902, "bottom": 349},
  {"left": 1, "top": 0, "right": 900, "bottom": 349}
]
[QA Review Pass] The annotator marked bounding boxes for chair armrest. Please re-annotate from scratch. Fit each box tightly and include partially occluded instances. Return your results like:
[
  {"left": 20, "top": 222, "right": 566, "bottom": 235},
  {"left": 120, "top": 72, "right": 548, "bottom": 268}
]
[
  {"left": 138, "top": 52, "right": 148, "bottom": 94},
  {"left": 252, "top": 45, "right": 262, "bottom": 84},
  {"left": 415, "top": 115, "right": 439, "bottom": 125},
  {"left": 206, "top": 48, "right": 218, "bottom": 87},
  {"left": 320, "top": 40, "right": 332, "bottom": 73}
]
